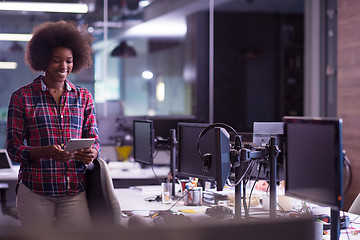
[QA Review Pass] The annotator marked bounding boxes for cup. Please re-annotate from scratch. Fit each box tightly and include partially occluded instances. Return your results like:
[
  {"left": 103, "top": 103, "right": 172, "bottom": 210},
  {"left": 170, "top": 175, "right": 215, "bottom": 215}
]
[{"left": 184, "top": 187, "right": 202, "bottom": 206}]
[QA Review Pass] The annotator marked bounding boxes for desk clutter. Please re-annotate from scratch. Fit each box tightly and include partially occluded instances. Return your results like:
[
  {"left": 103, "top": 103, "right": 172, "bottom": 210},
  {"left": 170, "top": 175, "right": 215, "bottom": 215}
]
[{"left": 115, "top": 182, "right": 360, "bottom": 239}]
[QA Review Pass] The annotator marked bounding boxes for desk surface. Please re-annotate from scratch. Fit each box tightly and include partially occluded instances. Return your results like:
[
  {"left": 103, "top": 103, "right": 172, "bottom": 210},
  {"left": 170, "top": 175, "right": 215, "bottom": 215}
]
[
  {"left": 115, "top": 185, "right": 208, "bottom": 213},
  {"left": 108, "top": 162, "right": 169, "bottom": 180},
  {"left": 0, "top": 162, "right": 169, "bottom": 181},
  {"left": 0, "top": 166, "right": 19, "bottom": 181},
  {"left": 114, "top": 186, "right": 360, "bottom": 240}
]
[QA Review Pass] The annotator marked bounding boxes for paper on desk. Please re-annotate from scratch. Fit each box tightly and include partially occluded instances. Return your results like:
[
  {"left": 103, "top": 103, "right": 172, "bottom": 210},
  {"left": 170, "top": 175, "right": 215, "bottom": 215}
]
[{"left": 178, "top": 209, "right": 205, "bottom": 214}]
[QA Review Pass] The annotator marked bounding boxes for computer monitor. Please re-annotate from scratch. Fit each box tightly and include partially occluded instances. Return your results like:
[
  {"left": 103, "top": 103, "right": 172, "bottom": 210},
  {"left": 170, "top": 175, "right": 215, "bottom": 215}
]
[
  {"left": 214, "top": 127, "right": 231, "bottom": 191},
  {"left": 251, "top": 122, "right": 285, "bottom": 181},
  {"left": 133, "top": 120, "right": 154, "bottom": 165},
  {"left": 0, "top": 149, "right": 12, "bottom": 169},
  {"left": 177, "top": 123, "right": 231, "bottom": 191},
  {"left": 177, "top": 123, "right": 212, "bottom": 179},
  {"left": 284, "top": 116, "right": 344, "bottom": 209}
]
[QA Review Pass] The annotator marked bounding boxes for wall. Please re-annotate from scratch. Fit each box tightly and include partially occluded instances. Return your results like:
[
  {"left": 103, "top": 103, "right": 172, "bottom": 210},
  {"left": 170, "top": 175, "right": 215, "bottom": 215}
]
[{"left": 338, "top": 0, "right": 360, "bottom": 210}]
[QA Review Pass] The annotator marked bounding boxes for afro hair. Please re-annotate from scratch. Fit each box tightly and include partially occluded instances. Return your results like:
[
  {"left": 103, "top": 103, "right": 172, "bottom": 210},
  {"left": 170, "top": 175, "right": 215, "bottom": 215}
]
[{"left": 24, "top": 20, "right": 93, "bottom": 73}]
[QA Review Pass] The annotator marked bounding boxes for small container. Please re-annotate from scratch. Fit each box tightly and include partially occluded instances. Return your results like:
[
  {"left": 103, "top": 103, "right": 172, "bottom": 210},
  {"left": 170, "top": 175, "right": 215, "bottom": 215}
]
[
  {"left": 184, "top": 187, "right": 202, "bottom": 206},
  {"left": 179, "top": 179, "right": 190, "bottom": 195},
  {"left": 161, "top": 179, "right": 172, "bottom": 204}
]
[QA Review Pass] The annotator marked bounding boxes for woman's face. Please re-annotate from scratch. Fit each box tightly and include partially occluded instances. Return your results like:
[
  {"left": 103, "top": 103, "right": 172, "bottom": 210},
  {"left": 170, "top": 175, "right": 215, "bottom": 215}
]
[{"left": 44, "top": 46, "right": 73, "bottom": 83}]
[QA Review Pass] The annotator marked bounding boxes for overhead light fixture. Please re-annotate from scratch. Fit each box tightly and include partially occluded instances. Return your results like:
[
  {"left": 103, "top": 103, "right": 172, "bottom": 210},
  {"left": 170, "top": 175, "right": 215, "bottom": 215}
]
[
  {"left": 0, "top": 1, "right": 88, "bottom": 13},
  {"left": 123, "top": 17, "right": 187, "bottom": 38},
  {"left": 156, "top": 81, "right": 165, "bottom": 102},
  {"left": 9, "top": 42, "right": 23, "bottom": 52},
  {"left": 111, "top": 41, "right": 137, "bottom": 57},
  {"left": 0, "top": 33, "right": 32, "bottom": 42},
  {"left": 0, "top": 62, "right": 17, "bottom": 70}
]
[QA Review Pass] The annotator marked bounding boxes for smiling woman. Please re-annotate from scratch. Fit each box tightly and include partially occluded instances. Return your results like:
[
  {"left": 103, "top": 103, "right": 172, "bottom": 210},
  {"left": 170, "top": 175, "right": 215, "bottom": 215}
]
[{"left": 6, "top": 20, "right": 101, "bottom": 229}]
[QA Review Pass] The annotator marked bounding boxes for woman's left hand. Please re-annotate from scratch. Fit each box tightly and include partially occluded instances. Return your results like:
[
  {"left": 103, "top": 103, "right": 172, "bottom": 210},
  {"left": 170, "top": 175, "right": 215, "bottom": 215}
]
[{"left": 73, "top": 148, "right": 98, "bottom": 165}]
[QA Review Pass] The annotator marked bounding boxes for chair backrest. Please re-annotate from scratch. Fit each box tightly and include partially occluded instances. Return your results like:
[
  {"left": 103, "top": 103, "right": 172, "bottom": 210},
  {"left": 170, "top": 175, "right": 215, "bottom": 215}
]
[
  {"left": 348, "top": 193, "right": 360, "bottom": 215},
  {"left": 85, "top": 158, "right": 122, "bottom": 226}
]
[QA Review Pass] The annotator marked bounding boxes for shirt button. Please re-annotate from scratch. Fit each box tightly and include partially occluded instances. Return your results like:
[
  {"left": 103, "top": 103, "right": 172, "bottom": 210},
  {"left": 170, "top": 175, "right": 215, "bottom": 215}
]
[{"left": 61, "top": 115, "right": 64, "bottom": 118}]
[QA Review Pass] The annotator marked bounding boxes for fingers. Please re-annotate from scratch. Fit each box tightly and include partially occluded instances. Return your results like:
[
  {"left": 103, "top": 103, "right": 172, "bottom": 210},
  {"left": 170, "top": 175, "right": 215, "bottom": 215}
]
[
  {"left": 73, "top": 148, "right": 97, "bottom": 165},
  {"left": 46, "top": 145, "right": 74, "bottom": 162},
  {"left": 49, "top": 145, "right": 97, "bottom": 165}
]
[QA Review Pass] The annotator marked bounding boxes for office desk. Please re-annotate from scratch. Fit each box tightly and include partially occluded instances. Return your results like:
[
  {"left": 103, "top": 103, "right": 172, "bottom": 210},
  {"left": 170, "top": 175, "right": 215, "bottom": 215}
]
[
  {"left": 114, "top": 186, "right": 360, "bottom": 240},
  {"left": 0, "top": 162, "right": 169, "bottom": 207},
  {"left": 115, "top": 185, "right": 208, "bottom": 212},
  {"left": 0, "top": 166, "right": 19, "bottom": 181},
  {"left": 108, "top": 162, "right": 169, "bottom": 188}
]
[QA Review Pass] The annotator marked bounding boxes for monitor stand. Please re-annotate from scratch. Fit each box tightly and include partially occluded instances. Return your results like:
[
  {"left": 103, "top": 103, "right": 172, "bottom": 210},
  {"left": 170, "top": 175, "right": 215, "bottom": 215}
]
[{"left": 330, "top": 209, "right": 340, "bottom": 240}]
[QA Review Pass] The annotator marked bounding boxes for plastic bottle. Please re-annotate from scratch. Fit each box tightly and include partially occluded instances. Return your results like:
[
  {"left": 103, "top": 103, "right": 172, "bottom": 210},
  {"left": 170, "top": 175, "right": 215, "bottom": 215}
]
[{"left": 161, "top": 178, "right": 172, "bottom": 204}]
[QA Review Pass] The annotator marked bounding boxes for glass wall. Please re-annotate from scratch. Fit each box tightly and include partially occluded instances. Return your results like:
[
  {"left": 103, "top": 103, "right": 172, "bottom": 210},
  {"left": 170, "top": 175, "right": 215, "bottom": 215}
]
[{"left": 0, "top": 0, "right": 305, "bottom": 147}]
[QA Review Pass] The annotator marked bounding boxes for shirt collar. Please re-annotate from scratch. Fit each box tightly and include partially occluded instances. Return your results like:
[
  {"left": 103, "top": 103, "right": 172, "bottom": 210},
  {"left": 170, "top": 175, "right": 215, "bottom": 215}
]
[{"left": 39, "top": 76, "right": 74, "bottom": 92}]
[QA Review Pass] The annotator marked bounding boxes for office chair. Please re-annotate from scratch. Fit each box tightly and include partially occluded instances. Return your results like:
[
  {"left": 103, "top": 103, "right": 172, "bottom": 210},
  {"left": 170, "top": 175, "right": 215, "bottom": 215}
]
[
  {"left": 348, "top": 193, "right": 360, "bottom": 215},
  {"left": 85, "top": 158, "right": 122, "bottom": 226},
  {"left": 0, "top": 183, "right": 19, "bottom": 220}
]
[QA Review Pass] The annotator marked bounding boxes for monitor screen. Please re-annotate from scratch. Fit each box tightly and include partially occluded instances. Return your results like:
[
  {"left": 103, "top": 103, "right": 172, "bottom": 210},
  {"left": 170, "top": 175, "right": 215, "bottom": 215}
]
[
  {"left": 0, "top": 150, "right": 12, "bottom": 169},
  {"left": 214, "top": 127, "right": 231, "bottom": 191},
  {"left": 177, "top": 123, "right": 214, "bottom": 180},
  {"left": 133, "top": 120, "right": 154, "bottom": 165},
  {"left": 284, "top": 117, "right": 343, "bottom": 209},
  {"left": 177, "top": 123, "right": 232, "bottom": 191}
]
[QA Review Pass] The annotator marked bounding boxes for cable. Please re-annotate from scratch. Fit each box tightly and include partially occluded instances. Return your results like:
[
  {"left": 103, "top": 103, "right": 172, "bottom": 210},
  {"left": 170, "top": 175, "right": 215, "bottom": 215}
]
[
  {"left": 226, "top": 159, "right": 257, "bottom": 188},
  {"left": 247, "top": 164, "right": 262, "bottom": 210},
  {"left": 343, "top": 153, "right": 352, "bottom": 198},
  {"left": 149, "top": 164, "right": 162, "bottom": 184},
  {"left": 196, "top": 122, "right": 241, "bottom": 166},
  {"left": 150, "top": 174, "right": 203, "bottom": 224}
]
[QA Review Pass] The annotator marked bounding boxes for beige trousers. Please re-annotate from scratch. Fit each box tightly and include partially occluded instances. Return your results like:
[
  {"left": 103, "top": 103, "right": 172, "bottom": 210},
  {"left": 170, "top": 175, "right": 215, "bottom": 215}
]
[{"left": 16, "top": 183, "right": 92, "bottom": 230}]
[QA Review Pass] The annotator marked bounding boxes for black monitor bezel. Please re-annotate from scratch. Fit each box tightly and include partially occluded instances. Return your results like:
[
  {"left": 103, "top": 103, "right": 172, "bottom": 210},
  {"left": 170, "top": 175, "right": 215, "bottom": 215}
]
[
  {"left": 214, "top": 127, "right": 231, "bottom": 191},
  {"left": 176, "top": 122, "right": 214, "bottom": 180},
  {"left": 133, "top": 119, "right": 154, "bottom": 165},
  {"left": 284, "top": 116, "right": 344, "bottom": 210}
]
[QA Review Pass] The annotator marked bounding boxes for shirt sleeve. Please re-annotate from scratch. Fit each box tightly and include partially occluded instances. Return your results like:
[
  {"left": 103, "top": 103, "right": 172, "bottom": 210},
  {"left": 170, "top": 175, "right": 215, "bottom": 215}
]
[
  {"left": 6, "top": 91, "right": 32, "bottom": 164},
  {"left": 81, "top": 89, "right": 101, "bottom": 156}
]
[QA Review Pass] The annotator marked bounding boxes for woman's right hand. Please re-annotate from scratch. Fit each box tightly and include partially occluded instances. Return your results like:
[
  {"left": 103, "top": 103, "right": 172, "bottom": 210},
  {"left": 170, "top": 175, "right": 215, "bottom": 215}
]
[
  {"left": 30, "top": 145, "right": 74, "bottom": 162},
  {"left": 48, "top": 145, "right": 74, "bottom": 162}
]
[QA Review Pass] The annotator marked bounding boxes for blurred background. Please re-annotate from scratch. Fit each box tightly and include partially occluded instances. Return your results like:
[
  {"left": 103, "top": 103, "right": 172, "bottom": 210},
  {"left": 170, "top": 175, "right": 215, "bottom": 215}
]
[{"left": 0, "top": 0, "right": 311, "bottom": 150}]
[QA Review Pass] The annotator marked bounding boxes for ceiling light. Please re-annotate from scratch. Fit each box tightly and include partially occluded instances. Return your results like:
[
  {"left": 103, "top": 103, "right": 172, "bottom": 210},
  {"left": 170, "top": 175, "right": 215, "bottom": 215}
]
[
  {"left": 0, "top": 1, "right": 88, "bottom": 13},
  {"left": 0, "top": 33, "right": 32, "bottom": 42},
  {"left": 111, "top": 41, "right": 137, "bottom": 57},
  {"left": 142, "top": 71, "right": 153, "bottom": 80},
  {"left": 156, "top": 81, "right": 165, "bottom": 102},
  {"left": 0, "top": 62, "right": 17, "bottom": 70},
  {"left": 123, "top": 17, "right": 187, "bottom": 38},
  {"left": 139, "top": 0, "right": 150, "bottom": 8}
]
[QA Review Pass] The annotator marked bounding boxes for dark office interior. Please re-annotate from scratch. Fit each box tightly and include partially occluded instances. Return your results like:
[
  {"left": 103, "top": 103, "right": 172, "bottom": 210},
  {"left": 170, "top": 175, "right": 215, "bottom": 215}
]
[{"left": 1, "top": 0, "right": 360, "bottom": 238}]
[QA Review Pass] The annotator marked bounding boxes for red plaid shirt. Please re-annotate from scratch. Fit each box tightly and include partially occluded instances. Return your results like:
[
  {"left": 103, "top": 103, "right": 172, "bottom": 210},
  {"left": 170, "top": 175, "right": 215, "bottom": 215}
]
[{"left": 6, "top": 75, "right": 100, "bottom": 196}]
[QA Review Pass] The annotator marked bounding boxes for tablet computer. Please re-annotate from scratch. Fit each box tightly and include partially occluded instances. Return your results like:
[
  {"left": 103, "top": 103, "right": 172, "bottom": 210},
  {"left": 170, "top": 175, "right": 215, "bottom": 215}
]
[{"left": 65, "top": 138, "right": 95, "bottom": 152}]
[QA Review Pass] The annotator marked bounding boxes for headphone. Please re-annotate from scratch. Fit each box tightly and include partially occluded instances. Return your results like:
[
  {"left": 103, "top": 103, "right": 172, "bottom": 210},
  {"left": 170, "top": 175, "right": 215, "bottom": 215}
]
[{"left": 196, "top": 123, "right": 241, "bottom": 172}]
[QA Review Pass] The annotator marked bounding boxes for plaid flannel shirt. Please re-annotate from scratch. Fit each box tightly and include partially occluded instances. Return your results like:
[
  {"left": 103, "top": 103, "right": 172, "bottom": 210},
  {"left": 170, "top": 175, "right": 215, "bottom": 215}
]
[{"left": 6, "top": 75, "right": 100, "bottom": 196}]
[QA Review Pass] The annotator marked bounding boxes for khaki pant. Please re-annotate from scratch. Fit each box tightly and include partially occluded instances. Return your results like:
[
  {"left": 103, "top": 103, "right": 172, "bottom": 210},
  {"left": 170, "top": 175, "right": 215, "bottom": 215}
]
[{"left": 16, "top": 183, "right": 92, "bottom": 230}]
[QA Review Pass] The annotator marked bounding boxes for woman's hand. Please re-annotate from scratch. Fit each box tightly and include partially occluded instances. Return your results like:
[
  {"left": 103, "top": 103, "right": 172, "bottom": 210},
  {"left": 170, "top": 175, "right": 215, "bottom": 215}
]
[
  {"left": 73, "top": 148, "right": 98, "bottom": 165},
  {"left": 30, "top": 145, "right": 74, "bottom": 162}
]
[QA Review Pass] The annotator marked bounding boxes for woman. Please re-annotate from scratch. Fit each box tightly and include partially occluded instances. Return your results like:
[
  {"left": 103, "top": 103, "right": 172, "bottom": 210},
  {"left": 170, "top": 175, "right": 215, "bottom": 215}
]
[{"left": 6, "top": 20, "right": 100, "bottom": 229}]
